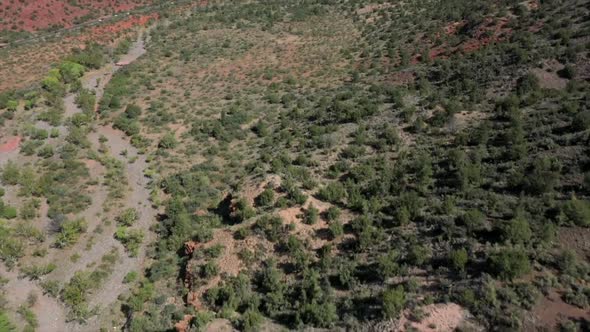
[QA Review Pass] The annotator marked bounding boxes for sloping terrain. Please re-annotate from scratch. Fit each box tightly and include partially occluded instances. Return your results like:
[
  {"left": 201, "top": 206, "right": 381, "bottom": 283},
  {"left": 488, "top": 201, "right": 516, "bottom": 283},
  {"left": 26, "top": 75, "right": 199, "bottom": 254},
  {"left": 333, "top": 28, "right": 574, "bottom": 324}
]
[
  {"left": 1, "top": 0, "right": 590, "bottom": 331},
  {"left": 0, "top": 0, "right": 153, "bottom": 32}
]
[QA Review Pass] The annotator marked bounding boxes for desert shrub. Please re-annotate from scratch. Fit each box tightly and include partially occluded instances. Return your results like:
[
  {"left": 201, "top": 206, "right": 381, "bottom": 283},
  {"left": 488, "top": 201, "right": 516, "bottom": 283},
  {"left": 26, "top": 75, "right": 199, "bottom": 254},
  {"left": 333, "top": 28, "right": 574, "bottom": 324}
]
[
  {"left": 66, "top": 43, "right": 105, "bottom": 69},
  {"left": 75, "top": 89, "right": 95, "bottom": 114},
  {"left": 123, "top": 271, "right": 139, "bottom": 284},
  {"left": 42, "top": 69, "right": 65, "bottom": 95},
  {"left": 0, "top": 203, "right": 17, "bottom": 219},
  {"left": 114, "top": 116, "right": 140, "bottom": 136},
  {"left": 324, "top": 206, "right": 341, "bottom": 221},
  {"left": 158, "top": 133, "right": 178, "bottom": 149},
  {"left": 205, "top": 273, "right": 256, "bottom": 312},
  {"left": 303, "top": 204, "right": 319, "bottom": 225},
  {"left": 125, "top": 104, "right": 142, "bottom": 119},
  {"left": 408, "top": 244, "right": 431, "bottom": 266},
  {"left": 501, "top": 213, "right": 532, "bottom": 245},
  {"left": 558, "top": 65, "right": 576, "bottom": 79},
  {"left": 117, "top": 208, "right": 139, "bottom": 226},
  {"left": 232, "top": 198, "right": 255, "bottom": 223},
  {"left": 200, "top": 261, "right": 219, "bottom": 279},
  {"left": 40, "top": 280, "right": 60, "bottom": 297},
  {"left": 378, "top": 250, "right": 400, "bottom": 280},
  {"left": 318, "top": 181, "right": 346, "bottom": 203},
  {"left": 17, "top": 305, "right": 38, "bottom": 329},
  {"left": 461, "top": 209, "right": 486, "bottom": 234},
  {"left": 115, "top": 227, "right": 144, "bottom": 256},
  {"left": 562, "top": 196, "right": 590, "bottom": 227},
  {"left": 0, "top": 312, "right": 15, "bottom": 332},
  {"left": 255, "top": 188, "right": 275, "bottom": 207},
  {"left": 572, "top": 110, "right": 590, "bottom": 131},
  {"left": 382, "top": 286, "right": 406, "bottom": 319},
  {"left": 240, "top": 309, "right": 264, "bottom": 332},
  {"left": 450, "top": 248, "right": 469, "bottom": 272},
  {"left": 21, "top": 263, "right": 56, "bottom": 280},
  {"left": 37, "top": 145, "right": 54, "bottom": 158},
  {"left": 54, "top": 219, "right": 87, "bottom": 248},
  {"left": 0, "top": 222, "right": 25, "bottom": 267},
  {"left": 489, "top": 248, "right": 531, "bottom": 280},
  {"left": 516, "top": 73, "right": 539, "bottom": 95},
  {"left": 523, "top": 157, "right": 560, "bottom": 194},
  {"left": 1, "top": 160, "right": 20, "bottom": 185}
]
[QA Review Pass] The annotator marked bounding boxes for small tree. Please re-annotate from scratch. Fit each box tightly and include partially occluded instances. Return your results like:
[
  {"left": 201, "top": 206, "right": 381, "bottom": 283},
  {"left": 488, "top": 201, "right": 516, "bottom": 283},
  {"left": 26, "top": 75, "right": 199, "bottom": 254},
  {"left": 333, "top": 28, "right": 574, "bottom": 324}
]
[
  {"left": 489, "top": 248, "right": 531, "bottom": 280},
  {"left": 450, "top": 248, "right": 468, "bottom": 272},
  {"left": 562, "top": 195, "right": 590, "bottom": 227},
  {"left": 461, "top": 209, "right": 486, "bottom": 234},
  {"left": 378, "top": 250, "right": 400, "bottom": 280},
  {"left": 318, "top": 182, "right": 346, "bottom": 203},
  {"left": 502, "top": 213, "right": 532, "bottom": 245},
  {"left": 382, "top": 286, "right": 406, "bottom": 319}
]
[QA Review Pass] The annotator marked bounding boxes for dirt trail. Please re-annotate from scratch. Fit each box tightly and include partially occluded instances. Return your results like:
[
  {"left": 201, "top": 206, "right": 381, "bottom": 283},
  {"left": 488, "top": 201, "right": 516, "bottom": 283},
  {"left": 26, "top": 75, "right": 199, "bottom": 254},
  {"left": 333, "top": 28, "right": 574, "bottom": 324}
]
[
  {"left": 69, "top": 31, "right": 155, "bottom": 332},
  {"left": 1, "top": 31, "right": 155, "bottom": 332}
]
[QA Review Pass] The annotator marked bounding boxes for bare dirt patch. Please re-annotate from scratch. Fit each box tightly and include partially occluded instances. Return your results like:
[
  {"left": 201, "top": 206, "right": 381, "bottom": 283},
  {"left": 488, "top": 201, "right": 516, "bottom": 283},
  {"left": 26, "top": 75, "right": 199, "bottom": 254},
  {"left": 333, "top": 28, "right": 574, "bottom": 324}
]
[
  {"left": 531, "top": 60, "right": 568, "bottom": 90},
  {"left": 397, "top": 303, "right": 471, "bottom": 332},
  {"left": 526, "top": 290, "right": 590, "bottom": 330},
  {"left": 558, "top": 226, "right": 590, "bottom": 259}
]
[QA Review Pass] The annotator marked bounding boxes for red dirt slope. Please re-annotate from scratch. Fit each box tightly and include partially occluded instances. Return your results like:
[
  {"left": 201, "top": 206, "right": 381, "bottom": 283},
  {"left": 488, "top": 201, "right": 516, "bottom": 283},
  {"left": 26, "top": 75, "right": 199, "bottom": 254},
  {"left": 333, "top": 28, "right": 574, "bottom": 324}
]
[{"left": 0, "top": 0, "right": 153, "bottom": 32}]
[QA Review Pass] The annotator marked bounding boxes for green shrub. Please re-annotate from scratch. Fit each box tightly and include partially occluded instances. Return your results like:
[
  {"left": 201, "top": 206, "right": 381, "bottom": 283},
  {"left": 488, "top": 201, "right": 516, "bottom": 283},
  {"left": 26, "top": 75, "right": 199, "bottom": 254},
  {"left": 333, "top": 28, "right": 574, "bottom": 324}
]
[
  {"left": 303, "top": 204, "right": 319, "bottom": 225},
  {"left": 562, "top": 196, "right": 590, "bottom": 227},
  {"left": 450, "top": 248, "right": 468, "bottom": 272},
  {"left": 124, "top": 271, "right": 139, "bottom": 284},
  {"left": 55, "top": 219, "right": 87, "bottom": 248},
  {"left": 40, "top": 280, "right": 60, "bottom": 297},
  {"left": 240, "top": 309, "right": 264, "bottom": 332},
  {"left": 0, "top": 311, "right": 16, "bottom": 332},
  {"left": 255, "top": 188, "right": 275, "bottom": 207},
  {"left": 117, "top": 208, "right": 139, "bottom": 226},
  {"left": 115, "top": 227, "right": 144, "bottom": 256},
  {"left": 502, "top": 213, "right": 532, "bottom": 245},
  {"left": 21, "top": 263, "right": 56, "bottom": 280},
  {"left": 382, "top": 286, "right": 406, "bottom": 319},
  {"left": 1, "top": 205, "right": 17, "bottom": 219},
  {"left": 572, "top": 111, "right": 590, "bottom": 131},
  {"left": 378, "top": 250, "right": 400, "bottom": 280},
  {"left": 158, "top": 132, "right": 178, "bottom": 149},
  {"left": 516, "top": 73, "right": 539, "bottom": 95},
  {"left": 324, "top": 206, "right": 340, "bottom": 221},
  {"left": 489, "top": 248, "right": 531, "bottom": 280},
  {"left": 232, "top": 198, "right": 255, "bottom": 223},
  {"left": 318, "top": 182, "right": 346, "bottom": 203},
  {"left": 59, "top": 61, "right": 85, "bottom": 84}
]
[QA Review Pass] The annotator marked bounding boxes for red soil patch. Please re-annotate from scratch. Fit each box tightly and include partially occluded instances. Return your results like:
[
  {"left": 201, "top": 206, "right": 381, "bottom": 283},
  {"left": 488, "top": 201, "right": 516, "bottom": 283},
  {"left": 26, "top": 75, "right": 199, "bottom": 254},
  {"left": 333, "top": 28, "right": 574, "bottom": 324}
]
[
  {"left": 68, "top": 13, "right": 158, "bottom": 44},
  {"left": 0, "top": 136, "right": 21, "bottom": 153},
  {"left": 0, "top": 0, "right": 153, "bottom": 32}
]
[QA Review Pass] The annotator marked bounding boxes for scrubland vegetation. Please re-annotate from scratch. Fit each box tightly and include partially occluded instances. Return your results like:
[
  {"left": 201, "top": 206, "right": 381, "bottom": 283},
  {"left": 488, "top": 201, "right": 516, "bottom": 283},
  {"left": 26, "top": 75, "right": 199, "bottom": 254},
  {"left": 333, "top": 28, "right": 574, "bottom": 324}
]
[{"left": 1, "top": 0, "right": 590, "bottom": 331}]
